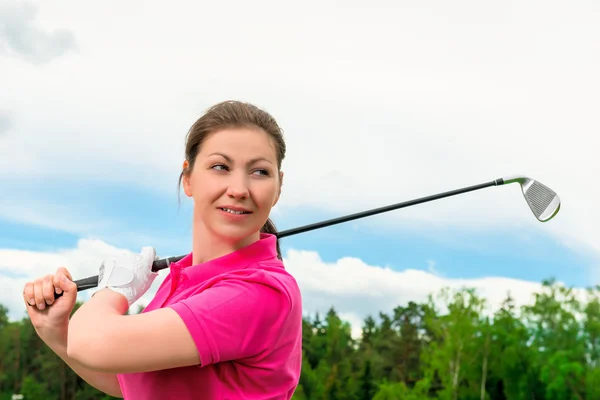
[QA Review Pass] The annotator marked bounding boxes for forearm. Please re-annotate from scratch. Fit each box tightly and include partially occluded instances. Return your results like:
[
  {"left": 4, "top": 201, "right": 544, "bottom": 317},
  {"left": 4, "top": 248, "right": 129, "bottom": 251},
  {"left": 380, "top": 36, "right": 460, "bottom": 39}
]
[
  {"left": 44, "top": 329, "right": 123, "bottom": 398},
  {"left": 67, "top": 289, "right": 130, "bottom": 371}
]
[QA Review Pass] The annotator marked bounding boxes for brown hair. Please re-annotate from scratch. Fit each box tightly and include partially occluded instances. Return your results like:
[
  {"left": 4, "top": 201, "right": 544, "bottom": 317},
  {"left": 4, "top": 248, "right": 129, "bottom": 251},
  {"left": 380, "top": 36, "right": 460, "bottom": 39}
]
[{"left": 178, "top": 100, "right": 286, "bottom": 259}]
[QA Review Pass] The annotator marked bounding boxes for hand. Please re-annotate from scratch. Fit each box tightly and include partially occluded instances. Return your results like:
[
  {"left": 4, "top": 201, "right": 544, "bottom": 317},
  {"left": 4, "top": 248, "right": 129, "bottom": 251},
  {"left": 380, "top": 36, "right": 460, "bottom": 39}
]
[
  {"left": 96, "top": 246, "right": 159, "bottom": 307},
  {"left": 23, "top": 267, "right": 78, "bottom": 340}
]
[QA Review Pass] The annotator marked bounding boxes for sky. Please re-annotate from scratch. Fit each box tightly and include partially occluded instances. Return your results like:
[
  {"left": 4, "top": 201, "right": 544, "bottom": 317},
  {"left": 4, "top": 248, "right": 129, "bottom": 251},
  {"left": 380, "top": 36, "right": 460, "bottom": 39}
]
[{"left": 1, "top": 0, "right": 598, "bottom": 338}]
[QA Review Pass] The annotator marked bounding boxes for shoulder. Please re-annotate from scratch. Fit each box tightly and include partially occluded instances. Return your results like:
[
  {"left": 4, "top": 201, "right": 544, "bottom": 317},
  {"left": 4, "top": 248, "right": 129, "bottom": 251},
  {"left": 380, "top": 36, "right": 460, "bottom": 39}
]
[
  {"left": 230, "top": 259, "right": 300, "bottom": 307},
  {"left": 256, "top": 259, "right": 301, "bottom": 302},
  {"left": 226, "top": 258, "right": 301, "bottom": 307},
  {"left": 174, "top": 258, "right": 300, "bottom": 315}
]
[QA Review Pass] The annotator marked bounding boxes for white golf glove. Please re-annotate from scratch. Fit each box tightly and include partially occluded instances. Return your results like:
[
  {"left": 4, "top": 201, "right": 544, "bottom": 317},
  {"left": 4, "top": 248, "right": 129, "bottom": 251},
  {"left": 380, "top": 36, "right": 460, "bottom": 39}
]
[{"left": 96, "top": 246, "right": 159, "bottom": 307}]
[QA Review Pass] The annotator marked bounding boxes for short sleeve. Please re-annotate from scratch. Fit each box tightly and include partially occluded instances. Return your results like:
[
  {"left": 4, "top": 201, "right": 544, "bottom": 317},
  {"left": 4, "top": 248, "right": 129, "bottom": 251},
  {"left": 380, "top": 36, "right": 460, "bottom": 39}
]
[{"left": 167, "top": 275, "right": 291, "bottom": 366}]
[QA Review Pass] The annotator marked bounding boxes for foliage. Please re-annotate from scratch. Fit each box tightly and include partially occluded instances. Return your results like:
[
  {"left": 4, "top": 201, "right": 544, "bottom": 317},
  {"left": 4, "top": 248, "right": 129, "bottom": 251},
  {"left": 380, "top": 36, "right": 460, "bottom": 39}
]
[{"left": 1, "top": 280, "right": 599, "bottom": 399}]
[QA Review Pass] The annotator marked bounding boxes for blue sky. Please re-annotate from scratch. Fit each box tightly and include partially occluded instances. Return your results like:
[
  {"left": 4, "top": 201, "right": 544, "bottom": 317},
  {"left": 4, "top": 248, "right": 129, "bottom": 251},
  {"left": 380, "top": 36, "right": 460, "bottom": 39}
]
[
  {"left": 1, "top": 0, "right": 598, "bottom": 327},
  {"left": 1, "top": 175, "right": 594, "bottom": 296},
  {"left": 1, "top": 175, "right": 590, "bottom": 285}
]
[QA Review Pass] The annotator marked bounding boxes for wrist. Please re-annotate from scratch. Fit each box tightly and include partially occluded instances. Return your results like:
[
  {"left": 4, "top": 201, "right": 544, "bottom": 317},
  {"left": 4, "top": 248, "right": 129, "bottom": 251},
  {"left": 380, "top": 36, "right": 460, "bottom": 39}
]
[{"left": 38, "top": 321, "right": 69, "bottom": 348}]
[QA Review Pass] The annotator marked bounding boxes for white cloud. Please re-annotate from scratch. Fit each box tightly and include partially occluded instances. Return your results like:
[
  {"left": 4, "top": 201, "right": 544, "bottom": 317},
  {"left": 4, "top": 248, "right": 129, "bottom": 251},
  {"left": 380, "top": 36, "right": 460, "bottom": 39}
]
[
  {"left": 1, "top": 240, "right": 593, "bottom": 340},
  {"left": 0, "top": 239, "right": 168, "bottom": 321},
  {"left": 0, "top": 0, "right": 76, "bottom": 64},
  {"left": 284, "top": 248, "right": 590, "bottom": 337},
  {"left": 0, "top": 1, "right": 598, "bottom": 266},
  {"left": 0, "top": 109, "right": 11, "bottom": 135},
  {"left": 427, "top": 260, "right": 440, "bottom": 276}
]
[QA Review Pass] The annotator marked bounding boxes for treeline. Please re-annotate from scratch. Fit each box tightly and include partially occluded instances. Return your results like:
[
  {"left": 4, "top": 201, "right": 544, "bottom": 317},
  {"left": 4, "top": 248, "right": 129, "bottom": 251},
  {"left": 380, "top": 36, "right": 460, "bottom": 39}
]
[
  {"left": 294, "top": 279, "right": 600, "bottom": 400},
  {"left": 1, "top": 279, "right": 600, "bottom": 399},
  {"left": 0, "top": 302, "right": 145, "bottom": 400}
]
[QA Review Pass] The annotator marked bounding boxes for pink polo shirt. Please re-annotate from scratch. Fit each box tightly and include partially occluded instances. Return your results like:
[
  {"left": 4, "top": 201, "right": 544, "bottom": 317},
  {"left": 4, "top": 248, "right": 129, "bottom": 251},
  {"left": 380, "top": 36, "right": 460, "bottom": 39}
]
[{"left": 116, "top": 233, "right": 303, "bottom": 399}]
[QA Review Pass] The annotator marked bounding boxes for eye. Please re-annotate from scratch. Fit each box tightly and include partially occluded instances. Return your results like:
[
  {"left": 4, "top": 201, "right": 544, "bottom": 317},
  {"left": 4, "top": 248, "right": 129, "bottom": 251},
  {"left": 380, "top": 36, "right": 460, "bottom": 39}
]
[
  {"left": 252, "top": 169, "right": 270, "bottom": 176},
  {"left": 211, "top": 163, "right": 229, "bottom": 171}
]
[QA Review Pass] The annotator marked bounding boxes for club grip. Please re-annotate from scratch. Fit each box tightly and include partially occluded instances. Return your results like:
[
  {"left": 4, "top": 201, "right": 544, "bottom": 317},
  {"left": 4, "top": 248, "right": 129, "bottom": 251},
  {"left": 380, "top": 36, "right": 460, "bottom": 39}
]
[
  {"left": 52, "top": 255, "right": 185, "bottom": 300},
  {"left": 152, "top": 257, "right": 175, "bottom": 272},
  {"left": 53, "top": 276, "right": 100, "bottom": 300},
  {"left": 73, "top": 276, "right": 100, "bottom": 291}
]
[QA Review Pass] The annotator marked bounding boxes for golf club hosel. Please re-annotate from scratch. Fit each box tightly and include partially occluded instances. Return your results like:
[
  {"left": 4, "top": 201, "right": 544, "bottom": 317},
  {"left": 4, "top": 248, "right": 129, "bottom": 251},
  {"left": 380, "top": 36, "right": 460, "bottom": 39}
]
[{"left": 499, "top": 175, "right": 528, "bottom": 185}]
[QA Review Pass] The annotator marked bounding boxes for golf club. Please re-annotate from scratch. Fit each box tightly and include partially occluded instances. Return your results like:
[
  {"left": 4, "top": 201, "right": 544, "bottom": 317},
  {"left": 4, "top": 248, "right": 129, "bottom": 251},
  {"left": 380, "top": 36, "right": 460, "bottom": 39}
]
[{"left": 63, "top": 175, "right": 561, "bottom": 294}]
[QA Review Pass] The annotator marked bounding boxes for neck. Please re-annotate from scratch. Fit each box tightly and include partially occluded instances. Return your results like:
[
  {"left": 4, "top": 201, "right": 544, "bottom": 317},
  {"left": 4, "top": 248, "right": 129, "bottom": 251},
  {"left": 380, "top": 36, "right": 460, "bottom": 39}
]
[{"left": 191, "top": 222, "right": 260, "bottom": 266}]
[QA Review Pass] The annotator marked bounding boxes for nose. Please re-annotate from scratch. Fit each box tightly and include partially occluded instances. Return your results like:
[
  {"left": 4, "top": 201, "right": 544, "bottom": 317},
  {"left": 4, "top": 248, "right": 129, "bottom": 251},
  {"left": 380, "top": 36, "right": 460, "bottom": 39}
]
[{"left": 226, "top": 172, "right": 249, "bottom": 200}]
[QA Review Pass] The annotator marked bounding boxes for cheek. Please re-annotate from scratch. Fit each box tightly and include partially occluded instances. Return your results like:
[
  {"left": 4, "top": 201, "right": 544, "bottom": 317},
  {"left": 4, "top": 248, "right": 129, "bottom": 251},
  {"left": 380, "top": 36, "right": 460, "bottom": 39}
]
[
  {"left": 255, "top": 183, "right": 279, "bottom": 207},
  {"left": 185, "top": 173, "right": 205, "bottom": 198}
]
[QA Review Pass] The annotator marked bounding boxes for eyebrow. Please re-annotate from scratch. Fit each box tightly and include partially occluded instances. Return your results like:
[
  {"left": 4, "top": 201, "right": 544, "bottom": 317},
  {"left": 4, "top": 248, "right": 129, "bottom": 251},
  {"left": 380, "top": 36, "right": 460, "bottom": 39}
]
[{"left": 208, "top": 152, "right": 273, "bottom": 165}]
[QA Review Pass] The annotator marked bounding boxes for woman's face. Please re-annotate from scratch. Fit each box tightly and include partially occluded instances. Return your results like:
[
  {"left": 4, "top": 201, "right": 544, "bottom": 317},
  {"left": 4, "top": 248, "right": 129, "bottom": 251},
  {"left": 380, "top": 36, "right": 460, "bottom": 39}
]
[{"left": 182, "top": 127, "right": 283, "bottom": 245}]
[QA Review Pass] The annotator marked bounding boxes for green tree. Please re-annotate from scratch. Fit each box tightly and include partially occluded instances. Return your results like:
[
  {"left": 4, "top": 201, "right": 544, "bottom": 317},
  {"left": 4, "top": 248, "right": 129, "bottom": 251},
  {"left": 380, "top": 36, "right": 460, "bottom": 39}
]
[
  {"left": 5, "top": 276, "right": 600, "bottom": 400},
  {"left": 357, "top": 359, "right": 377, "bottom": 400},
  {"left": 20, "top": 375, "right": 47, "bottom": 399},
  {"left": 320, "top": 307, "right": 358, "bottom": 400},
  {"left": 489, "top": 294, "right": 537, "bottom": 400},
  {"left": 523, "top": 279, "right": 586, "bottom": 400},
  {"left": 422, "top": 287, "right": 486, "bottom": 400},
  {"left": 583, "top": 286, "right": 600, "bottom": 399},
  {"left": 392, "top": 301, "right": 428, "bottom": 386},
  {"left": 373, "top": 379, "right": 430, "bottom": 400}
]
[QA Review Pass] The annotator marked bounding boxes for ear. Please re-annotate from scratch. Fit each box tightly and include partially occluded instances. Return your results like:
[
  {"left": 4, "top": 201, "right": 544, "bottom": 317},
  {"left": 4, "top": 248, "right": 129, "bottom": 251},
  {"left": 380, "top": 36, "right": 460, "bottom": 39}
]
[
  {"left": 273, "top": 171, "right": 284, "bottom": 206},
  {"left": 182, "top": 160, "right": 193, "bottom": 197}
]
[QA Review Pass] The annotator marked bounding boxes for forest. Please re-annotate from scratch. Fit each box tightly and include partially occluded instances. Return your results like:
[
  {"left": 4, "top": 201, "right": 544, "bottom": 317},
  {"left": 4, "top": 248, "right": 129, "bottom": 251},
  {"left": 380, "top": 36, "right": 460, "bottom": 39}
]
[{"left": 1, "top": 278, "right": 599, "bottom": 399}]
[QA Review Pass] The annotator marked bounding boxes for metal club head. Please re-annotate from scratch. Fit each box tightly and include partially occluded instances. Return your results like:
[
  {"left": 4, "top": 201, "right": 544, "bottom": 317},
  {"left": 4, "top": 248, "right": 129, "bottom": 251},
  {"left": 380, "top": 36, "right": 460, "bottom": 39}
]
[{"left": 501, "top": 176, "right": 561, "bottom": 222}]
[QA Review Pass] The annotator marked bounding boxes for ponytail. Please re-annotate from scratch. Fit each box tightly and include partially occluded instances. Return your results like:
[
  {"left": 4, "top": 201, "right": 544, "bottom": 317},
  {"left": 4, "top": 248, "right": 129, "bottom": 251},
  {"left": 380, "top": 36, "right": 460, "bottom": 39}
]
[{"left": 261, "top": 218, "right": 282, "bottom": 260}]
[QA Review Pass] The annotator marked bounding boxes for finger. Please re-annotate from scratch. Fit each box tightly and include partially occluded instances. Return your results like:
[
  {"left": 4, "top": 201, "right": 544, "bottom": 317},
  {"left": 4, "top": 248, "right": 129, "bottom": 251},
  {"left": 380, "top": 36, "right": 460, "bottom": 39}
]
[
  {"left": 53, "top": 268, "right": 71, "bottom": 295},
  {"left": 23, "top": 282, "right": 35, "bottom": 306},
  {"left": 57, "top": 274, "right": 77, "bottom": 300},
  {"left": 52, "top": 274, "right": 63, "bottom": 295},
  {"left": 53, "top": 268, "right": 74, "bottom": 299},
  {"left": 33, "top": 279, "right": 46, "bottom": 310},
  {"left": 140, "top": 246, "right": 157, "bottom": 269},
  {"left": 43, "top": 275, "right": 55, "bottom": 305},
  {"left": 56, "top": 267, "right": 73, "bottom": 281}
]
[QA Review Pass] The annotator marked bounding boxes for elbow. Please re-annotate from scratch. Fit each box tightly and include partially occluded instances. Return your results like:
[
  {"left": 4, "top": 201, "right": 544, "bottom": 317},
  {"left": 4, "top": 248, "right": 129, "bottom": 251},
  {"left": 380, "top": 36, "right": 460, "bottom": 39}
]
[
  {"left": 67, "top": 337, "right": 115, "bottom": 372},
  {"left": 67, "top": 331, "right": 99, "bottom": 369},
  {"left": 67, "top": 321, "right": 112, "bottom": 372}
]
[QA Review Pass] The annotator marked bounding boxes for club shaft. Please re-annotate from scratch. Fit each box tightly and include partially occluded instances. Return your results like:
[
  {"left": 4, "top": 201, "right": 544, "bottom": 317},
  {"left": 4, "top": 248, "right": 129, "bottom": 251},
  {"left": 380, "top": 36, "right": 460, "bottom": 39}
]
[
  {"left": 71, "top": 178, "right": 503, "bottom": 292},
  {"left": 277, "top": 180, "right": 500, "bottom": 238}
]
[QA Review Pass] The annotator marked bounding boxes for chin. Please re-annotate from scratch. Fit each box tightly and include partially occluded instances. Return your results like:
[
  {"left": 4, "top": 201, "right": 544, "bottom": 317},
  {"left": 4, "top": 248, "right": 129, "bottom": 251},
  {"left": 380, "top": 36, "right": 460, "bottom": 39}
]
[{"left": 216, "top": 227, "right": 261, "bottom": 245}]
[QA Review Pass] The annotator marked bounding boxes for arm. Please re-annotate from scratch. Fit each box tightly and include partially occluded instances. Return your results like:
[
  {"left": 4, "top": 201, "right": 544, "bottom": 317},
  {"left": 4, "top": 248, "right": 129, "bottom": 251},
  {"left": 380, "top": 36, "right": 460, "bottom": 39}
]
[
  {"left": 67, "top": 277, "right": 291, "bottom": 374},
  {"left": 67, "top": 288, "right": 199, "bottom": 373},
  {"left": 44, "top": 326, "right": 123, "bottom": 398},
  {"left": 23, "top": 268, "right": 123, "bottom": 398}
]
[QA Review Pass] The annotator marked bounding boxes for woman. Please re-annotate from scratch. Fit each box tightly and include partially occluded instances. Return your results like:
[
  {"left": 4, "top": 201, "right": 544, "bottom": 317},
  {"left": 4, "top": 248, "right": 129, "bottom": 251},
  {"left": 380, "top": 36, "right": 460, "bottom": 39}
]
[{"left": 22, "top": 101, "right": 303, "bottom": 399}]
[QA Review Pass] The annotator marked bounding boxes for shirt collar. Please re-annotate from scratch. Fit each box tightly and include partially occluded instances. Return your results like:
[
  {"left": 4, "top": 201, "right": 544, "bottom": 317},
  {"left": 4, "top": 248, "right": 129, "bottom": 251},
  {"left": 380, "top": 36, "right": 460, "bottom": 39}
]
[{"left": 169, "top": 233, "right": 279, "bottom": 279}]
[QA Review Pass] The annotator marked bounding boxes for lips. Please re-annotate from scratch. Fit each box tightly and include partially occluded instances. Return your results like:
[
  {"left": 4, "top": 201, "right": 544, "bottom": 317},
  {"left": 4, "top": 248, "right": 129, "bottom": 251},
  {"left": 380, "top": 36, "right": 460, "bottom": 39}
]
[{"left": 218, "top": 206, "right": 252, "bottom": 215}]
